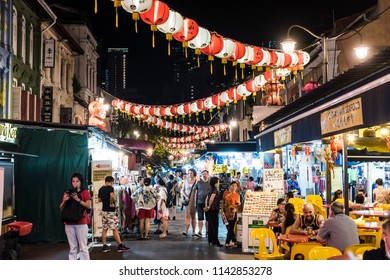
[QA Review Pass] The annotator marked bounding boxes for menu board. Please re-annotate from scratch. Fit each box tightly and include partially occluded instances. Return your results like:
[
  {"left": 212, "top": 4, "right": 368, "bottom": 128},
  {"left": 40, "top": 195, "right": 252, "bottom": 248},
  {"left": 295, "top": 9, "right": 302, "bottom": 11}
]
[
  {"left": 263, "top": 168, "right": 285, "bottom": 195},
  {"left": 242, "top": 192, "right": 278, "bottom": 215}
]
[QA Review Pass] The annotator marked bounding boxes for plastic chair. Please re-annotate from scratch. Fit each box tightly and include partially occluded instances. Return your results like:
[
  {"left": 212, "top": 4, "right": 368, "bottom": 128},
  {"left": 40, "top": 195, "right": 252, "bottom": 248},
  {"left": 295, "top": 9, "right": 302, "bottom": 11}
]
[
  {"left": 312, "top": 203, "right": 327, "bottom": 219},
  {"left": 289, "top": 198, "right": 305, "bottom": 215},
  {"left": 306, "top": 195, "right": 323, "bottom": 207},
  {"left": 279, "top": 226, "right": 291, "bottom": 253},
  {"left": 344, "top": 243, "right": 376, "bottom": 255},
  {"left": 358, "top": 228, "right": 382, "bottom": 248},
  {"left": 290, "top": 242, "right": 323, "bottom": 260},
  {"left": 308, "top": 246, "right": 342, "bottom": 260},
  {"left": 250, "top": 228, "right": 285, "bottom": 260},
  {"left": 355, "top": 245, "right": 376, "bottom": 256}
]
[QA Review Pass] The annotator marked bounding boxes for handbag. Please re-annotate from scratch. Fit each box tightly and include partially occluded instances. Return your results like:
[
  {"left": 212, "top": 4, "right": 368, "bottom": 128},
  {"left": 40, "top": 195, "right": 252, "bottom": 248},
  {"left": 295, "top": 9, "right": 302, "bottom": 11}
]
[
  {"left": 61, "top": 192, "right": 85, "bottom": 223},
  {"left": 182, "top": 181, "right": 196, "bottom": 206}
]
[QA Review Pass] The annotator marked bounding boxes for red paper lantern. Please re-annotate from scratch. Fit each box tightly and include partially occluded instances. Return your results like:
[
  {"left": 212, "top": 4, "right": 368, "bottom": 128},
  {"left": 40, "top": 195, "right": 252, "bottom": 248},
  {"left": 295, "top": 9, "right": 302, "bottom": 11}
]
[
  {"left": 227, "top": 40, "right": 246, "bottom": 62},
  {"left": 291, "top": 146, "right": 296, "bottom": 157},
  {"left": 196, "top": 99, "right": 205, "bottom": 111},
  {"left": 304, "top": 146, "right": 311, "bottom": 156},
  {"left": 173, "top": 17, "right": 199, "bottom": 44},
  {"left": 170, "top": 105, "right": 178, "bottom": 116},
  {"left": 140, "top": 1, "right": 169, "bottom": 47},
  {"left": 247, "top": 46, "right": 264, "bottom": 66},
  {"left": 183, "top": 103, "right": 191, "bottom": 114},
  {"left": 245, "top": 78, "right": 261, "bottom": 93}
]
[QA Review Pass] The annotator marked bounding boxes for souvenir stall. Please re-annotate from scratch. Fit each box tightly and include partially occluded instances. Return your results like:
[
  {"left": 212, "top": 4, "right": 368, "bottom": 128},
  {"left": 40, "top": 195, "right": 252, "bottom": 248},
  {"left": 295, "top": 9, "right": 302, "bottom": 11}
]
[{"left": 88, "top": 129, "right": 133, "bottom": 244}]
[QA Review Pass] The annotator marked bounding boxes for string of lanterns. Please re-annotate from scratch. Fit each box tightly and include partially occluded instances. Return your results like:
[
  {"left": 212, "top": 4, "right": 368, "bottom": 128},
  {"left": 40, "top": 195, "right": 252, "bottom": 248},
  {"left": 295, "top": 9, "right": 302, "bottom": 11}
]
[
  {"left": 102, "top": 0, "right": 310, "bottom": 78},
  {"left": 111, "top": 67, "right": 309, "bottom": 124},
  {"left": 114, "top": 106, "right": 230, "bottom": 135}
]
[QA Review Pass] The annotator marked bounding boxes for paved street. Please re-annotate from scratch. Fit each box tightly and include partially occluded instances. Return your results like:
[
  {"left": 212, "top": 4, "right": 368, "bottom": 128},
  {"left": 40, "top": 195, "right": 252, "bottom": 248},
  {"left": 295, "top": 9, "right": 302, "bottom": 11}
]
[{"left": 20, "top": 208, "right": 254, "bottom": 260}]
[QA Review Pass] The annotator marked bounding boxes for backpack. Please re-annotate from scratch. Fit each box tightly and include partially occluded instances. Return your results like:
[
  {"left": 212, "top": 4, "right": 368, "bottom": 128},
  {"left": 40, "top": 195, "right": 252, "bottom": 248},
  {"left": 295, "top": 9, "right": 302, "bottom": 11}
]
[
  {"left": 61, "top": 192, "right": 85, "bottom": 223},
  {"left": 165, "top": 189, "right": 173, "bottom": 208}
]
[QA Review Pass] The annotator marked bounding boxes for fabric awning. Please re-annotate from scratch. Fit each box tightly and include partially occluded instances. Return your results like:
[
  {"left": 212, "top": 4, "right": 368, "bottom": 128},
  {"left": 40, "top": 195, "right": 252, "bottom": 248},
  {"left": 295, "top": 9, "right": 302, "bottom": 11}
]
[{"left": 205, "top": 141, "right": 257, "bottom": 153}]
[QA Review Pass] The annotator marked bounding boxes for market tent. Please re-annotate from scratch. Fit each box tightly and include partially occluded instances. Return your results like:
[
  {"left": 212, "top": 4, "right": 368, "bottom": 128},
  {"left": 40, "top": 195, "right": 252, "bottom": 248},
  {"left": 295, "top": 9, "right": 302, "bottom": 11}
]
[{"left": 15, "top": 128, "right": 88, "bottom": 243}]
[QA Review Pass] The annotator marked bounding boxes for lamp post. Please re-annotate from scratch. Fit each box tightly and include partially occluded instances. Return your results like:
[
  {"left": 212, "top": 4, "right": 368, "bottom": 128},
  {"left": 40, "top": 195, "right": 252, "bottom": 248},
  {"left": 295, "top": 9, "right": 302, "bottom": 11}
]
[
  {"left": 281, "top": 25, "right": 328, "bottom": 84},
  {"left": 282, "top": 25, "right": 369, "bottom": 85}
]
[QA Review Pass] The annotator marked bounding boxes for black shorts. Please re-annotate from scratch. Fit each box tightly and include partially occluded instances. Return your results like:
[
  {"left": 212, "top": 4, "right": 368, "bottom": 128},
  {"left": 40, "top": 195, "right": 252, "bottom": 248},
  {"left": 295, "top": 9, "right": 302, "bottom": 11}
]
[{"left": 197, "top": 203, "right": 206, "bottom": 221}]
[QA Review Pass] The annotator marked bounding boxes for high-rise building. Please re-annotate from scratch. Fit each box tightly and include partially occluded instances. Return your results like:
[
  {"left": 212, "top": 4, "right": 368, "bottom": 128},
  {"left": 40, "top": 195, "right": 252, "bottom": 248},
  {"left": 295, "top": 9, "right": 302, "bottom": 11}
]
[{"left": 103, "top": 48, "right": 129, "bottom": 96}]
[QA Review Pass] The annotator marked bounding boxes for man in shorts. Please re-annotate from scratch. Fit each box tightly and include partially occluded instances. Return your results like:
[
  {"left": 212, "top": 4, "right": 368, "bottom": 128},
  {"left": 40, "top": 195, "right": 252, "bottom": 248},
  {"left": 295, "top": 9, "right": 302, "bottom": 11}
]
[{"left": 98, "top": 176, "right": 131, "bottom": 252}]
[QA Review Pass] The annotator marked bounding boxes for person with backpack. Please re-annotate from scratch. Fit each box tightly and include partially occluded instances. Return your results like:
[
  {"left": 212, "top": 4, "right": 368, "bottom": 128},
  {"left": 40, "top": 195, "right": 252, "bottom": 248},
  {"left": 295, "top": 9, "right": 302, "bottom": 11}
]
[
  {"left": 59, "top": 172, "right": 91, "bottom": 260},
  {"left": 98, "top": 176, "right": 131, "bottom": 253}
]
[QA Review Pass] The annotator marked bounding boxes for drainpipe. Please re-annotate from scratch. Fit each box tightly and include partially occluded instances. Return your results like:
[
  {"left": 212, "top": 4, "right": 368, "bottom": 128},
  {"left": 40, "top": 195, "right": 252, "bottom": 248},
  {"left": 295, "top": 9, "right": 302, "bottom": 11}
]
[{"left": 37, "top": 0, "right": 57, "bottom": 98}]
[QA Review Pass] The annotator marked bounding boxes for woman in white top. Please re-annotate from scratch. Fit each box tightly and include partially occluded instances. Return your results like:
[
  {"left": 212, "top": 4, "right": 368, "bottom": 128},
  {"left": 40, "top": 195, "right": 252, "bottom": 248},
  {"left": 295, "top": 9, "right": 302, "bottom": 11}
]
[
  {"left": 373, "top": 178, "right": 390, "bottom": 204},
  {"left": 157, "top": 178, "right": 169, "bottom": 238},
  {"left": 181, "top": 168, "right": 198, "bottom": 237}
]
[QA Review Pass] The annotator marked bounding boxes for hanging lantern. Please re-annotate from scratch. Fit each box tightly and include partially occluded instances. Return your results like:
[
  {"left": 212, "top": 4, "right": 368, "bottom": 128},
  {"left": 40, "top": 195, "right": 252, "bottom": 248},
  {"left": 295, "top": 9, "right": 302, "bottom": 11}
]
[
  {"left": 190, "top": 101, "right": 201, "bottom": 122},
  {"left": 196, "top": 98, "right": 206, "bottom": 120},
  {"left": 215, "top": 37, "right": 236, "bottom": 76},
  {"left": 165, "top": 105, "right": 173, "bottom": 119},
  {"left": 237, "top": 45, "right": 253, "bottom": 79},
  {"left": 247, "top": 46, "right": 264, "bottom": 71},
  {"left": 157, "top": 9, "right": 184, "bottom": 55},
  {"left": 121, "top": 0, "right": 154, "bottom": 33},
  {"left": 173, "top": 17, "right": 199, "bottom": 58},
  {"left": 304, "top": 145, "right": 311, "bottom": 156},
  {"left": 227, "top": 87, "right": 242, "bottom": 110},
  {"left": 200, "top": 32, "right": 223, "bottom": 74},
  {"left": 245, "top": 77, "right": 260, "bottom": 101},
  {"left": 302, "top": 80, "right": 321, "bottom": 93},
  {"left": 220, "top": 90, "right": 233, "bottom": 114},
  {"left": 188, "top": 27, "right": 211, "bottom": 67},
  {"left": 291, "top": 146, "right": 296, "bottom": 157},
  {"left": 140, "top": 0, "right": 169, "bottom": 48},
  {"left": 237, "top": 84, "right": 252, "bottom": 102},
  {"left": 227, "top": 40, "right": 246, "bottom": 80},
  {"left": 256, "top": 48, "right": 271, "bottom": 69},
  {"left": 111, "top": 0, "right": 125, "bottom": 28}
]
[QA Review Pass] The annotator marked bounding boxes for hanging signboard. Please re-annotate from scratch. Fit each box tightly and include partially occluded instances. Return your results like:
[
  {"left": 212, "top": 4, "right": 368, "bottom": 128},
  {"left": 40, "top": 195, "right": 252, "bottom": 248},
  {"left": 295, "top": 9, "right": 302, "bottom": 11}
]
[
  {"left": 320, "top": 97, "right": 363, "bottom": 135},
  {"left": 42, "top": 87, "right": 53, "bottom": 122},
  {"left": 44, "top": 39, "right": 55, "bottom": 68}
]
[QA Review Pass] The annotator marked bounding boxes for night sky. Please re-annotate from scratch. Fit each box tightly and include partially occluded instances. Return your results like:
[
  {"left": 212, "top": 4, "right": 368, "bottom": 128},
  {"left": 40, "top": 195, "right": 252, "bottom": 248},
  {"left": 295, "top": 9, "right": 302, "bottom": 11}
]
[{"left": 45, "top": 0, "right": 378, "bottom": 104}]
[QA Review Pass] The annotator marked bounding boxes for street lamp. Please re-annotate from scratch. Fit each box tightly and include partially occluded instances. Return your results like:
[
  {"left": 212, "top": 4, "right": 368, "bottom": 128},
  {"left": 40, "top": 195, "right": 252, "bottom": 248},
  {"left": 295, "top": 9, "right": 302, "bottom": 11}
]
[
  {"left": 281, "top": 25, "right": 329, "bottom": 83},
  {"left": 282, "top": 25, "right": 368, "bottom": 84}
]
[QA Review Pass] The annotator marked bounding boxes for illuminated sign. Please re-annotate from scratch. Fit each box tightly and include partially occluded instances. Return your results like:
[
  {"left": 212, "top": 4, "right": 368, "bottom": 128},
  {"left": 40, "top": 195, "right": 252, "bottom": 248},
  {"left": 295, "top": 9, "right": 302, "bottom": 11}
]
[
  {"left": 0, "top": 123, "right": 17, "bottom": 144},
  {"left": 320, "top": 97, "right": 363, "bottom": 135}
]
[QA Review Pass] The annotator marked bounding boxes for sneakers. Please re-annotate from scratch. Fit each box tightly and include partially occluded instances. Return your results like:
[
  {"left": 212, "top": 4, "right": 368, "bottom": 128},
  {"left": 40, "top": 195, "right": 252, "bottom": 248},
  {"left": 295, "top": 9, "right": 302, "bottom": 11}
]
[
  {"left": 102, "top": 244, "right": 111, "bottom": 253},
  {"left": 172, "top": 216, "right": 176, "bottom": 220},
  {"left": 117, "top": 244, "right": 131, "bottom": 252},
  {"left": 182, "top": 231, "right": 188, "bottom": 237},
  {"left": 194, "top": 232, "right": 202, "bottom": 238}
]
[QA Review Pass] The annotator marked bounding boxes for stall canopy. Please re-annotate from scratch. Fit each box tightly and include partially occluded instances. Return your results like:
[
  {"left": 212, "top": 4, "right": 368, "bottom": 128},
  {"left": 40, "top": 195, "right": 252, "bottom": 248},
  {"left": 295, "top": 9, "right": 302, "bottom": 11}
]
[
  {"left": 118, "top": 138, "right": 153, "bottom": 151},
  {"left": 205, "top": 141, "right": 257, "bottom": 153}
]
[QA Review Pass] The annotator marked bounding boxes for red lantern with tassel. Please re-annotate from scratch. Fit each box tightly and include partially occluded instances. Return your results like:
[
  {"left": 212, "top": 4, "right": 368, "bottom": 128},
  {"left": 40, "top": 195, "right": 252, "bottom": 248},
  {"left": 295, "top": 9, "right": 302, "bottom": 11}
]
[
  {"left": 200, "top": 32, "right": 223, "bottom": 74},
  {"left": 291, "top": 146, "right": 296, "bottom": 157},
  {"left": 227, "top": 40, "right": 246, "bottom": 80},
  {"left": 304, "top": 145, "right": 311, "bottom": 156},
  {"left": 140, "top": 0, "right": 169, "bottom": 48},
  {"left": 173, "top": 17, "right": 199, "bottom": 58}
]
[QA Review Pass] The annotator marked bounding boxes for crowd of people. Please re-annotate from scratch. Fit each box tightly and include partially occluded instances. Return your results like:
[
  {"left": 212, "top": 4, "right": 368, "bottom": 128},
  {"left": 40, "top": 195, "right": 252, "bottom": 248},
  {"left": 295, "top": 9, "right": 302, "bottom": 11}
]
[{"left": 60, "top": 170, "right": 390, "bottom": 260}]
